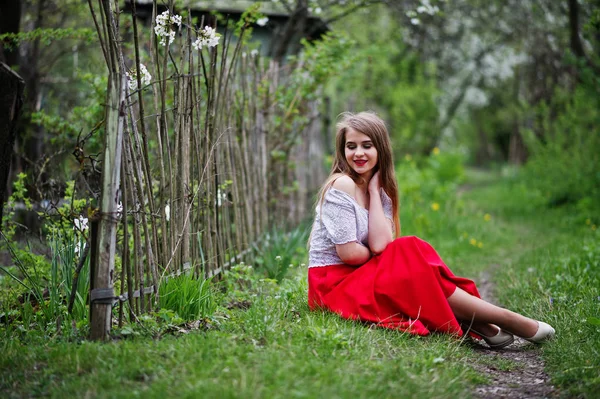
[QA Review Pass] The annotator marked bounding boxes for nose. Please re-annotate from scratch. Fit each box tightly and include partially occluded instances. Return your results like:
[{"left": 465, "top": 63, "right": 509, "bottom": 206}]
[{"left": 355, "top": 147, "right": 364, "bottom": 157}]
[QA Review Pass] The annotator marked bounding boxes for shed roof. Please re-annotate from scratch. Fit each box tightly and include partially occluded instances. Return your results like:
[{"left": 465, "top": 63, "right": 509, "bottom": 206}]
[{"left": 133, "top": 0, "right": 318, "bottom": 18}]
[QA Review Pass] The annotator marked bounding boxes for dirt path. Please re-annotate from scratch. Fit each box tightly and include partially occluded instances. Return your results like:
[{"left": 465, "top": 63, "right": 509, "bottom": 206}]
[{"left": 471, "top": 266, "right": 555, "bottom": 398}]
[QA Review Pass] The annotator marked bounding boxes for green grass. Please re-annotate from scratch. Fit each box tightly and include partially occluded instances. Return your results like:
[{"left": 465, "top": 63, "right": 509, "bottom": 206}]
[
  {"left": 461, "top": 175, "right": 600, "bottom": 397},
  {"left": 1, "top": 169, "right": 599, "bottom": 398}
]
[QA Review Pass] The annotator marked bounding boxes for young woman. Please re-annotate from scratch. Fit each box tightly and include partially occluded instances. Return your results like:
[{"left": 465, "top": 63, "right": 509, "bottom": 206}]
[{"left": 307, "top": 111, "right": 555, "bottom": 348}]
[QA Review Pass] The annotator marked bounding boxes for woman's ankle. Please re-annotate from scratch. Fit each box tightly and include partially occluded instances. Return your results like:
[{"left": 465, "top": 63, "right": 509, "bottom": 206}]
[{"left": 503, "top": 314, "right": 538, "bottom": 338}]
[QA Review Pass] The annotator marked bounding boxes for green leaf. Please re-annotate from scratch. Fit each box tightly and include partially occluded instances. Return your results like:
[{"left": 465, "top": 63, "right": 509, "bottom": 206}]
[{"left": 586, "top": 317, "right": 600, "bottom": 326}]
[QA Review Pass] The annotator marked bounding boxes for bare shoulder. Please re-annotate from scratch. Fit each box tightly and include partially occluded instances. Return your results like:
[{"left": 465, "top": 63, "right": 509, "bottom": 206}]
[{"left": 331, "top": 174, "right": 357, "bottom": 197}]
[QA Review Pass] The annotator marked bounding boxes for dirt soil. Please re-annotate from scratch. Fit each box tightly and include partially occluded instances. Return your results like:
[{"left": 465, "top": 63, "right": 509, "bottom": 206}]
[{"left": 471, "top": 266, "right": 556, "bottom": 399}]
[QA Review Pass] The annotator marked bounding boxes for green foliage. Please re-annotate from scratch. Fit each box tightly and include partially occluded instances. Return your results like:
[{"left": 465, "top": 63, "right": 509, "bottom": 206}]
[
  {"left": 0, "top": 27, "right": 96, "bottom": 50},
  {"left": 49, "top": 232, "right": 90, "bottom": 322},
  {"left": 234, "top": 2, "right": 265, "bottom": 38},
  {"left": 158, "top": 273, "right": 216, "bottom": 321},
  {"left": 0, "top": 228, "right": 89, "bottom": 337},
  {"left": 327, "top": 6, "right": 440, "bottom": 157},
  {"left": 251, "top": 226, "right": 309, "bottom": 281},
  {"left": 397, "top": 150, "right": 465, "bottom": 237},
  {"left": 272, "top": 31, "right": 355, "bottom": 130},
  {"left": 1, "top": 173, "right": 31, "bottom": 241},
  {"left": 384, "top": 60, "right": 440, "bottom": 157},
  {"left": 522, "top": 82, "right": 600, "bottom": 215},
  {"left": 0, "top": 174, "right": 92, "bottom": 337}
]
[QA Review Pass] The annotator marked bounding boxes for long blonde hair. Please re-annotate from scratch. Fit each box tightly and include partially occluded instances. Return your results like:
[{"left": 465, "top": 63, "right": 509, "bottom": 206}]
[{"left": 314, "top": 111, "right": 401, "bottom": 237}]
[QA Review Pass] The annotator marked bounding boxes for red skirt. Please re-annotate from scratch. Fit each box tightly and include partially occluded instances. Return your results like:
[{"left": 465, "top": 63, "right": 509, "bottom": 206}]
[{"left": 308, "top": 236, "right": 481, "bottom": 336}]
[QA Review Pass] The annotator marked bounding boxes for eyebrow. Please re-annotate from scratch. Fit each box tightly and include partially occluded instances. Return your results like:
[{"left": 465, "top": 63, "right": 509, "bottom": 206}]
[{"left": 346, "top": 140, "right": 373, "bottom": 144}]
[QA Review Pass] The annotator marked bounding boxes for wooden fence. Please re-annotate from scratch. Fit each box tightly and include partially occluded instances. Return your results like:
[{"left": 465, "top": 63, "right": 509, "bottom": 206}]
[{"left": 86, "top": 1, "right": 329, "bottom": 339}]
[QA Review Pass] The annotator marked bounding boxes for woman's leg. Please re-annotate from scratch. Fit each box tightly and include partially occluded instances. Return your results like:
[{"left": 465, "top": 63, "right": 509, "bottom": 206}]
[{"left": 447, "top": 287, "right": 539, "bottom": 338}]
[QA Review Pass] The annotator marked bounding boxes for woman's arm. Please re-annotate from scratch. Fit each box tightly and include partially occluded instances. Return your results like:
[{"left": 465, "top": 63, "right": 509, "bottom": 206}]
[
  {"left": 330, "top": 175, "right": 372, "bottom": 265},
  {"left": 335, "top": 242, "right": 372, "bottom": 265},
  {"left": 367, "top": 172, "right": 393, "bottom": 254}
]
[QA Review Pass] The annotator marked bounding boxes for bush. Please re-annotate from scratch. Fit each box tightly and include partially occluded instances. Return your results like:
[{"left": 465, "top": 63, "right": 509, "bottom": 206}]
[
  {"left": 397, "top": 150, "right": 466, "bottom": 236},
  {"left": 522, "top": 82, "right": 600, "bottom": 216}
]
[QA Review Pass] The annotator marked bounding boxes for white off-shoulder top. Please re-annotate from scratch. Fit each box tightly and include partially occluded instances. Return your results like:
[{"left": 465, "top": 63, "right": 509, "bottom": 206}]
[{"left": 308, "top": 187, "right": 393, "bottom": 268}]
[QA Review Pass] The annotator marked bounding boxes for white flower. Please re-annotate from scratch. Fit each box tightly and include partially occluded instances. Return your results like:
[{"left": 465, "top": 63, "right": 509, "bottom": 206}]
[
  {"left": 74, "top": 216, "right": 89, "bottom": 232},
  {"left": 250, "top": 49, "right": 259, "bottom": 57},
  {"left": 275, "top": 255, "right": 282, "bottom": 261},
  {"left": 256, "top": 17, "right": 269, "bottom": 26},
  {"left": 192, "top": 26, "right": 221, "bottom": 51},
  {"left": 216, "top": 188, "right": 228, "bottom": 207},
  {"left": 74, "top": 241, "right": 82, "bottom": 255},
  {"left": 410, "top": 18, "right": 420, "bottom": 25},
  {"left": 155, "top": 10, "right": 182, "bottom": 46},
  {"left": 126, "top": 63, "right": 151, "bottom": 91}
]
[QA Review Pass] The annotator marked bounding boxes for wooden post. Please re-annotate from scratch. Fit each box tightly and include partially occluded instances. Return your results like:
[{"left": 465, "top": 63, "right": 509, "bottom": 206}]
[
  {"left": 89, "top": 0, "right": 126, "bottom": 340},
  {"left": 0, "top": 63, "right": 24, "bottom": 220}
]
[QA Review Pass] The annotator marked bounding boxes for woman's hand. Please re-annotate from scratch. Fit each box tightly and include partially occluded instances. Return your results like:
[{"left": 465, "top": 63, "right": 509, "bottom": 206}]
[{"left": 368, "top": 171, "right": 381, "bottom": 193}]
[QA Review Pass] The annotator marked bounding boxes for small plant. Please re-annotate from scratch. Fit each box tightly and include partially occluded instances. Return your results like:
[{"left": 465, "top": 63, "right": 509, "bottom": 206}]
[
  {"left": 251, "top": 226, "right": 309, "bottom": 281},
  {"left": 158, "top": 273, "right": 216, "bottom": 321}
]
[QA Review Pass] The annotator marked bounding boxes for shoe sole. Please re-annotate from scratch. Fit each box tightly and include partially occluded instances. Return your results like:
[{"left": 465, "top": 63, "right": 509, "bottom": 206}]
[{"left": 487, "top": 334, "right": 515, "bottom": 349}]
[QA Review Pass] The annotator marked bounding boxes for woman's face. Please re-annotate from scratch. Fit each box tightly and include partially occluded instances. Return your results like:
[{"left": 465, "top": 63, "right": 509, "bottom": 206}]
[{"left": 344, "top": 128, "right": 378, "bottom": 179}]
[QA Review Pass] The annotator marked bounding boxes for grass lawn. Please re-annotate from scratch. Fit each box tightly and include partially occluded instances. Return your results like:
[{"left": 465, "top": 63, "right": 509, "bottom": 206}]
[{"left": 1, "top": 170, "right": 598, "bottom": 398}]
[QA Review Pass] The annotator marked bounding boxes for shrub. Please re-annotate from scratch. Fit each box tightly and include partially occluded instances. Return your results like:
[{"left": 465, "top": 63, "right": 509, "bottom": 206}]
[{"left": 522, "top": 82, "right": 600, "bottom": 215}]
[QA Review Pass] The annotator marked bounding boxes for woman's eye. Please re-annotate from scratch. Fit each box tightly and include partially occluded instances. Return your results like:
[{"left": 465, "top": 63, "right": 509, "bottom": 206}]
[
  {"left": 346, "top": 145, "right": 356, "bottom": 150},
  {"left": 363, "top": 145, "right": 372, "bottom": 149}
]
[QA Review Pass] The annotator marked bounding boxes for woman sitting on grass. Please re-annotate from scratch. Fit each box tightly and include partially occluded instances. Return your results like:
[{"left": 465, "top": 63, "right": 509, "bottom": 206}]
[{"left": 307, "top": 111, "right": 555, "bottom": 349}]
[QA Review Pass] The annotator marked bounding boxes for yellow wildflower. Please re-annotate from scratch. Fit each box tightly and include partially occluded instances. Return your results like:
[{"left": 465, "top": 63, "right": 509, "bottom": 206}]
[
  {"left": 432, "top": 147, "right": 440, "bottom": 155},
  {"left": 469, "top": 238, "right": 477, "bottom": 246},
  {"left": 477, "top": 242, "right": 483, "bottom": 248},
  {"left": 484, "top": 213, "right": 491, "bottom": 222},
  {"left": 431, "top": 202, "right": 440, "bottom": 211}
]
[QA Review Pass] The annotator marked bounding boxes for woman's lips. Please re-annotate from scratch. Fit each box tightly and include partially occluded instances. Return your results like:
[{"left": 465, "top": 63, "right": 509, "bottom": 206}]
[{"left": 354, "top": 160, "right": 367, "bottom": 166}]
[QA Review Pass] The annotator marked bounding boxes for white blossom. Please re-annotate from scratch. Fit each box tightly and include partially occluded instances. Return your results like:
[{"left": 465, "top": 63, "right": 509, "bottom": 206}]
[
  {"left": 74, "top": 241, "right": 82, "bottom": 255},
  {"left": 154, "top": 10, "right": 182, "bottom": 46},
  {"left": 126, "top": 64, "right": 151, "bottom": 91},
  {"left": 256, "top": 17, "right": 269, "bottom": 26},
  {"left": 192, "top": 26, "right": 221, "bottom": 51},
  {"left": 216, "top": 188, "right": 228, "bottom": 207},
  {"left": 250, "top": 49, "right": 259, "bottom": 57},
  {"left": 74, "top": 215, "right": 88, "bottom": 232},
  {"left": 410, "top": 18, "right": 420, "bottom": 25}
]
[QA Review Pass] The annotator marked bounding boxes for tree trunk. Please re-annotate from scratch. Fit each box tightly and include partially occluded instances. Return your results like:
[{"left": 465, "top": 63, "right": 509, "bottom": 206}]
[
  {"left": 270, "top": 0, "right": 309, "bottom": 62},
  {"left": 0, "top": 63, "right": 24, "bottom": 220}
]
